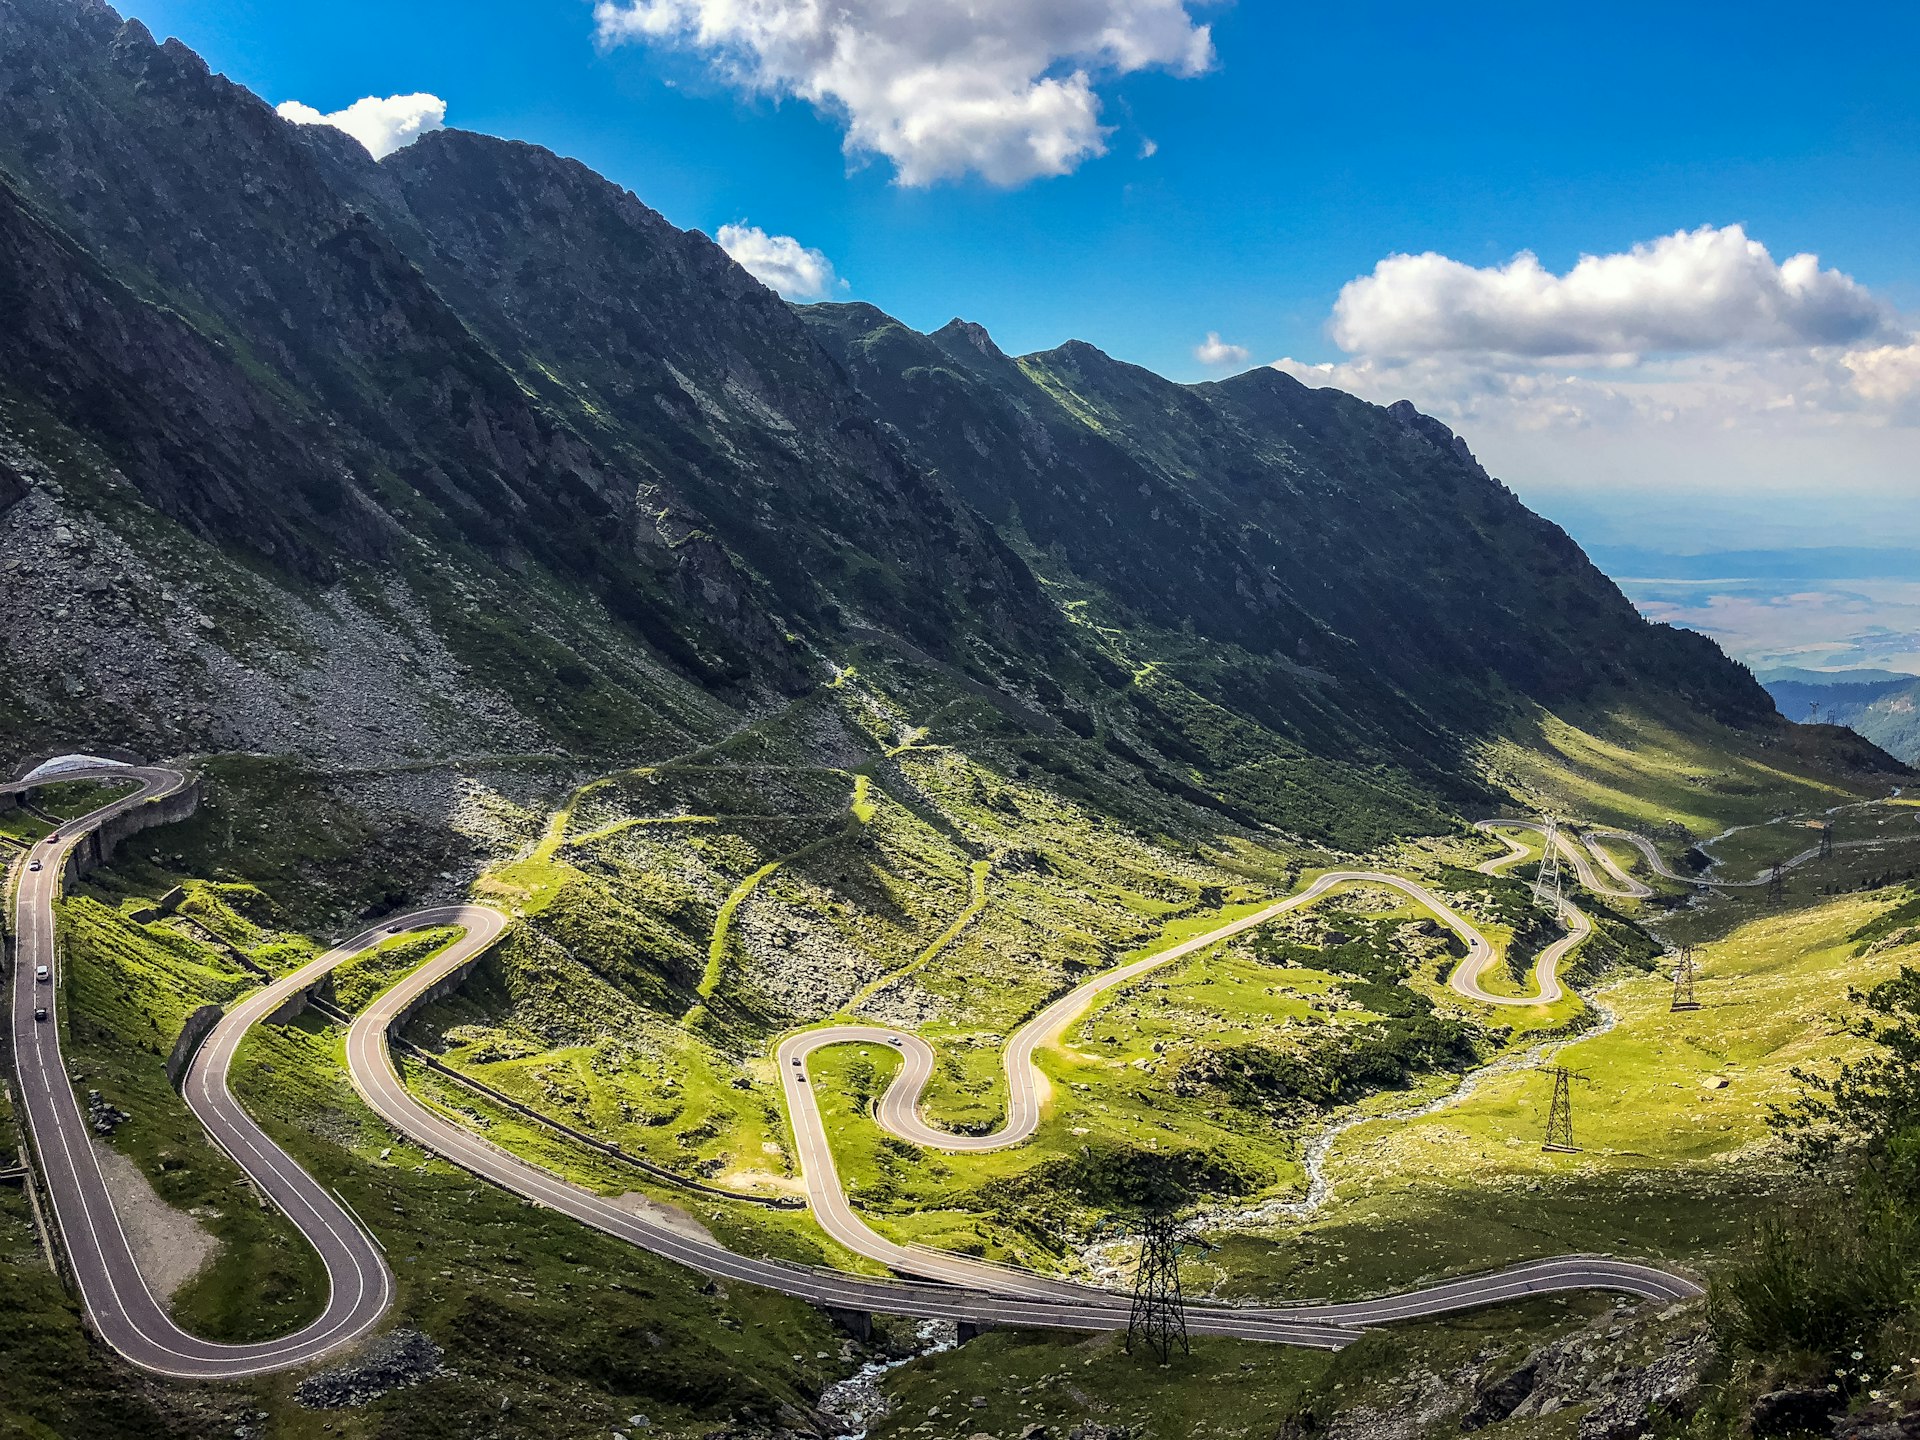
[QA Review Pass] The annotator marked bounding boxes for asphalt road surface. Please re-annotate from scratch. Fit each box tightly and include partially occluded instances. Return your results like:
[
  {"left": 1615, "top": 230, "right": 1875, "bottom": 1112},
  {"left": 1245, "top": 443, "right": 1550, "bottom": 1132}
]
[
  {"left": 1476, "top": 819, "right": 1653, "bottom": 901},
  {"left": 8, "top": 765, "right": 1703, "bottom": 1376},
  {"left": 345, "top": 907, "right": 1699, "bottom": 1345},
  {"left": 6, "top": 764, "right": 393, "bottom": 1377}
]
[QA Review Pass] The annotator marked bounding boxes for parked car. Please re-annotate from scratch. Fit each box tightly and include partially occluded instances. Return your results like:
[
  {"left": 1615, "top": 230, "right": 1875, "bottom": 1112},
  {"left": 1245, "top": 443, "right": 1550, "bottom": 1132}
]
[{"left": 35, "top": 965, "right": 50, "bottom": 982}]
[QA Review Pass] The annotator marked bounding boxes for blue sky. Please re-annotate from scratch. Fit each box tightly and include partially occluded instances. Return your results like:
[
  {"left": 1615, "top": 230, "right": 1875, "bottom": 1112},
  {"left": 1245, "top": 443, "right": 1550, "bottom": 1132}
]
[
  {"left": 128, "top": 0, "right": 1920, "bottom": 668},
  {"left": 128, "top": 0, "right": 1920, "bottom": 368}
]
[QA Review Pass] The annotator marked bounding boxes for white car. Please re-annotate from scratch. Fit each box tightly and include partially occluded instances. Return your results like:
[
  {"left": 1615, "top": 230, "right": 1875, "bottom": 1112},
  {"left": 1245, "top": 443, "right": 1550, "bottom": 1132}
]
[
  {"left": 28, "top": 859, "right": 41, "bottom": 872},
  {"left": 35, "top": 965, "right": 51, "bottom": 982}
]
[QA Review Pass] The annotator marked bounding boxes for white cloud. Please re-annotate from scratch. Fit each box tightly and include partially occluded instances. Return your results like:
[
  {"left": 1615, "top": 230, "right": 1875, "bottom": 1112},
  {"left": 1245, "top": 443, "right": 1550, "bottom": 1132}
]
[
  {"left": 1194, "top": 331, "right": 1249, "bottom": 367},
  {"left": 592, "top": 0, "right": 1213, "bottom": 186},
  {"left": 716, "top": 223, "right": 845, "bottom": 301},
  {"left": 277, "top": 93, "right": 447, "bottom": 160},
  {"left": 1842, "top": 340, "right": 1920, "bottom": 419},
  {"left": 1330, "top": 224, "right": 1890, "bottom": 362}
]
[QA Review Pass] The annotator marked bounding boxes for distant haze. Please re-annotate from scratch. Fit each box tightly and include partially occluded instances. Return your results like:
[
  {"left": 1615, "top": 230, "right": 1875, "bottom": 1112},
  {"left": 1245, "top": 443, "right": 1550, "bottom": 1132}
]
[{"left": 1590, "top": 545, "right": 1920, "bottom": 678}]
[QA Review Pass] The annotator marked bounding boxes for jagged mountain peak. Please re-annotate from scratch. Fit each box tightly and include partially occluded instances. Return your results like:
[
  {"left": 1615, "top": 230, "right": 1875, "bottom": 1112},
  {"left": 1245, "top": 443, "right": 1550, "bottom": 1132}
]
[
  {"left": 1386, "top": 397, "right": 1494, "bottom": 482},
  {"left": 931, "top": 316, "right": 1006, "bottom": 361}
]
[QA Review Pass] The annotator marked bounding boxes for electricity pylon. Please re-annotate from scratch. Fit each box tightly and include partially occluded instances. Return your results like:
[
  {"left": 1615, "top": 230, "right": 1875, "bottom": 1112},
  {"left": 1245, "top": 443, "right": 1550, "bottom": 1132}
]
[
  {"left": 1534, "top": 816, "right": 1565, "bottom": 909},
  {"left": 1819, "top": 821, "right": 1835, "bottom": 860},
  {"left": 1126, "top": 1214, "right": 1188, "bottom": 1362},
  {"left": 1104, "top": 1210, "right": 1213, "bottom": 1363},
  {"left": 1767, "top": 861, "right": 1787, "bottom": 904},
  {"left": 1669, "top": 946, "right": 1700, "bottom": 1011},
  {"left": 1541, "top": 1066, "right": 1590, "bottom": 1153}
]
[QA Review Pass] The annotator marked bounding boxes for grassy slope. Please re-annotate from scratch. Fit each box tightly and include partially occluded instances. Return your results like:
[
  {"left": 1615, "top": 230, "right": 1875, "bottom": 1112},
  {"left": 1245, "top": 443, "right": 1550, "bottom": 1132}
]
[
  {"left": 1213, "top": 882, "right": 1918, "bottom": 1300},
  {"left": 56, "top": 894, "right": 331, "bottom": 1342},
  {"left": 860, "top": 855, "right": 1920, "bottom": 1435},
  {"left": 0, "top": 1082, "right": 193, "bottom": 1440},
  {"left": 3, "top": 777, "right": 860, "bottom": 1437},
  {"left": 1481, "top": 701, "right": 1872, "bottom": 838},
  {"left": 866, "top": 1292, "right": 1643, "bottom": 1440},
  {"left": 402, "top": 668, "right": 1895, "bottom": 1272},
  {"left": 225, "top": 1018, "right": 847, "bottom": 1440},
  {"left": 2, "top": 657, "right": 1901, "bottom": 1435}
]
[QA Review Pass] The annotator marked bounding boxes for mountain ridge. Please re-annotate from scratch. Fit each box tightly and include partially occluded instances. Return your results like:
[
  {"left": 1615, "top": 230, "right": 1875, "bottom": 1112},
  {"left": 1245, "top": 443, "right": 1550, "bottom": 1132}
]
[{"left": 0, "top": 0, "right": 1904, "bottom": 836}]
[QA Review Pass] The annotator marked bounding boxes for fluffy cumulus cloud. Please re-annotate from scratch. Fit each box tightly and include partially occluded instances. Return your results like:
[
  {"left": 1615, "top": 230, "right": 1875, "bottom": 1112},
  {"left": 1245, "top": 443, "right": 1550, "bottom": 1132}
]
[
  {"left": 1194, "top": 331, "right": 1249, "bottom": 367},
  {"left": 716, "top": 223, "right": 845, "bottom": 301},
  {"left": 276, "top": 93, "right": 447, "bottom": 160},
  {"left": 1330, "top": 224, "right": 1890, "bottom": 362},
  {"left": 1269, "top": 224, "right": 1920, "bottom": 548},
  {"left": 1842, "top": 340, "right": 1920, "bottom": 419},
  {"left": 592, "top": 0, "right": 1212, "bottom": 186}
]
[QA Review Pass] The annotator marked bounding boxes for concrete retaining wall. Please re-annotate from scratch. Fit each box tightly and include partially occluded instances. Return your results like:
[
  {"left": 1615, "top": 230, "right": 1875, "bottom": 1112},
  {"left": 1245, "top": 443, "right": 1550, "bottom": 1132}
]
[
  {"left": 127, "top": 886, "right": 186, "bottom": 925},
  {"left": 265, "top": 983, "right": 318, "bottom": 1026},
  {"left": 166, "top": 1004, "right": 224, "bottom": 1090},
  {"left": 392, "top": 950, "right": 493, "bottom": 1031},
  {"left": 63, "top": 777, "right": 202, "bottom": 886}
]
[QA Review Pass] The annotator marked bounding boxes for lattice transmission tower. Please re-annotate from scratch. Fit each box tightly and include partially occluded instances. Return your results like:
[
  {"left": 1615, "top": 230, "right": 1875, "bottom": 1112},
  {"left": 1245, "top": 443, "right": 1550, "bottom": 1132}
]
[
  {"left": 1767, "top": 861, "right": 1787, "bottom": 905},
  {"left": 1104, "top": 1211, "right": 1214, "bottom": 1363},
  {"left": 1534, "top": 816, "right": 1565, "bottom": 909},
  {"left": 1819, "top": 821, "right": 1835, "bottom": 860},
  {"left": 1541, "top": 1066, "right": 1590, "bottom": 1153},
  {"left": 1669, "top": 945, "right": 1700, "bottom": 1012}
]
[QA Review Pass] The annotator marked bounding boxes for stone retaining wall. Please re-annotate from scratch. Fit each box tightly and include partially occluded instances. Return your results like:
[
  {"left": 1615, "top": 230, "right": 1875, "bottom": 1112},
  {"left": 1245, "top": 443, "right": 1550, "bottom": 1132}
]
[
  {"left": 166, "top": 1003, "right": 224, "bottom": 1090},
  {"left": 393, "top": 950, "right": 492, "bottom": 1030},
  {"left": 62, "top": 776, "right": 202, "bottom": 886}
]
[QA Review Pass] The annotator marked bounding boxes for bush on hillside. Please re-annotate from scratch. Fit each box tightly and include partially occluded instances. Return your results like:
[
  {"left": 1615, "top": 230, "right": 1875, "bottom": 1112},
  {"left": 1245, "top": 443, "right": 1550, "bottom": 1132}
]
[{"left": 1714, "top": 965, "right": 1920, "bottom": 1375}]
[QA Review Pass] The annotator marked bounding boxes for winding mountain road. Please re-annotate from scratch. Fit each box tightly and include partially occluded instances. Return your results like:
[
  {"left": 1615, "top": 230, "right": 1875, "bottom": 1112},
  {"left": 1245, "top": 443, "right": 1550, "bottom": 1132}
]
[
  {"left": 7, "top": 760, "right": 1702, "bottom": 1378},
  {"left": 5, "top": 763, "right": 394, "bottom": 1378},
  {"left": 342, "top": 902, "right": 1696, "bottom": 1338},
  {"left": 1476, "top": 819, "right": 1654, "bottom": 900}
]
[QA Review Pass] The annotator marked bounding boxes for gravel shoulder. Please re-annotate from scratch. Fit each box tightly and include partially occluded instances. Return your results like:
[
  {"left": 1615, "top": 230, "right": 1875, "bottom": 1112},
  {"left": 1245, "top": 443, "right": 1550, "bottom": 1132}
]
[{"left": 90, "top": 1138, "right": 218, "bottom": 1301}]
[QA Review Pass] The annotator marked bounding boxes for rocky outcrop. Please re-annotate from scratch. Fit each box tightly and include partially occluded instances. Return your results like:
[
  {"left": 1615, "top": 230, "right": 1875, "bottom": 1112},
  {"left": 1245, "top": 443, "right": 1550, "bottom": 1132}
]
[
  {"left": 84, "top": 1088, "right": 128, "bottom": 1135},
  {"left": 1454, "top": 1316, "right": 1714, "bottom": 1440},
  {"left": 0, "top": 455, "right": 25, "bottom": 514},
  {"left": 1831, "top": 1397, "right": 1920, "bottom": 1439},
  {"left": 293, "top": 1329, "right": 445, "bottom": 1409}
]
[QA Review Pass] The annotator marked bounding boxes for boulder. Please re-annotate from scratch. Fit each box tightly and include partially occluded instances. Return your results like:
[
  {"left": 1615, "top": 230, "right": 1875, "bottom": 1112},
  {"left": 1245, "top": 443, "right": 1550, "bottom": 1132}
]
[{"left": 1749, "top": 1389, "right": 1837, "bottom": 1437}]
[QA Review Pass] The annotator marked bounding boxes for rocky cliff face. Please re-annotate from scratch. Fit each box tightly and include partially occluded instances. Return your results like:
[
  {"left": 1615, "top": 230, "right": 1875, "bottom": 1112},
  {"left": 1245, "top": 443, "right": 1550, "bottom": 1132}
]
[
  {"left": 0, "top": 0, "right": 1882, "bottom": 834},
  {"left": 806, "top": 303, "right": 1776, "bottom": 737},
  {"left": 312, "top": 125, "right": 1059, "bottom": 665}
]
